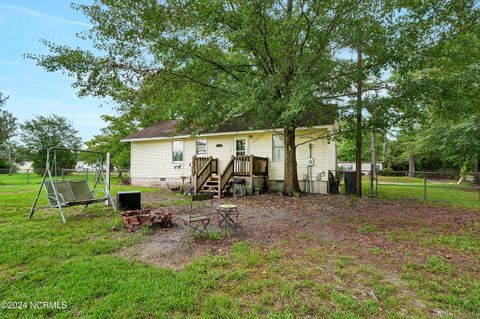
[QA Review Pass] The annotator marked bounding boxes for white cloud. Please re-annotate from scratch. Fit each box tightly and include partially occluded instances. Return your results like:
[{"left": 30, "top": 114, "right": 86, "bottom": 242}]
[{"left": 2, "top": 3, "right": 91, "bottom": 28}]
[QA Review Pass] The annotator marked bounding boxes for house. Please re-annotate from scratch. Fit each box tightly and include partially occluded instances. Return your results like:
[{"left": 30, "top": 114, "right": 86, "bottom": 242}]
[
  {"left": 337, "top": 161, "right": 384, "bottom": 173},
  {"left": 75, "top": 161, "right": 96, "bottom": 172},
  {"left": 16, "top": 161, "right": 33, "bottom": 171},
  {"left": 122, "top": 115, "right": 339, "bottom": 196}
]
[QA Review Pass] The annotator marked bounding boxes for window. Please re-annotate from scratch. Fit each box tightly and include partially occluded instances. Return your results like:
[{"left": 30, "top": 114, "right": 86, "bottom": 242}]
[
  {"left": 234, "top": 138, "right": 247, "bottom": 156},
  {"left": 172, "top": 141, "right": 184, "bottom": 162},
  {"left": 196, "top": 139, "right": 207, "bottom": 156},
  {"left": 272, "top": 134, "right": 284, "bottom": 161}
]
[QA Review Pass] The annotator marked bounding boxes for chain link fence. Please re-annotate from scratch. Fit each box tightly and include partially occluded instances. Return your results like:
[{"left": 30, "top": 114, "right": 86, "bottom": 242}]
[
  {"left": 329, "top": 170, "right": 480, "bottom": 205},
  {"left": 4, "top": 167, "right": 479, "bottom": 206},
  {"left": 0, "top": 168, "right": 131, "bottom": 185}
]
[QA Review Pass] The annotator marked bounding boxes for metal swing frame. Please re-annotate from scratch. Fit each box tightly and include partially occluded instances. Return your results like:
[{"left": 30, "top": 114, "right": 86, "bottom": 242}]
[{"left": 29, "top": 147, "right": 116, "bottom": 223}]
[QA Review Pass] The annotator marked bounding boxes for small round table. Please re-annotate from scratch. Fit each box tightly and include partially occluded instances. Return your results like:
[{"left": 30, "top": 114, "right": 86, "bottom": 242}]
[{"left": 216, "top": 204, "right": 239, "bottom": 233}]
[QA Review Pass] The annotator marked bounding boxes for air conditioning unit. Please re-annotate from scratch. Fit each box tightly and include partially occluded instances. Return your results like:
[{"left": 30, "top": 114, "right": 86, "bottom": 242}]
[{"left": 306, "top": 158, "right": 314, "bottom": 166}]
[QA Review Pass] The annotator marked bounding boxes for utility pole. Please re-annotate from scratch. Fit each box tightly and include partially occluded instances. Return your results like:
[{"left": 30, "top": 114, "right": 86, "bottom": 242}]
[
  {"left": 370, "top": 130, "right": 376, "bottom": 195},
  {"left": 356, "top": 44, "right": 363, "bottom": 197}
]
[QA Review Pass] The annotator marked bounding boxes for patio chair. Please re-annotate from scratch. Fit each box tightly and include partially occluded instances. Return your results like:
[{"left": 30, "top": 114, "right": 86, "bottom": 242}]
[{"left": 179, "top": 193, "right": 214, "bottom": 236}]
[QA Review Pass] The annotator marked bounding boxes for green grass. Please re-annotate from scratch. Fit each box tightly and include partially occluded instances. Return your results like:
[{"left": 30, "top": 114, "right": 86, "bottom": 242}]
[
  {"left": 357, "top": 223, "right": 378, "bottom": 235},
  {"left": 402, "top": 256, "right": 479, "bottom": 314},
  {"left": 338, "top": 176, "right": 480, "bottom": 209},
  {"left": 0, "top": 172, "right": 128, "bottom": 186},
  {"left": 0, "top": 180, "right": 479, "bottom": 318}
]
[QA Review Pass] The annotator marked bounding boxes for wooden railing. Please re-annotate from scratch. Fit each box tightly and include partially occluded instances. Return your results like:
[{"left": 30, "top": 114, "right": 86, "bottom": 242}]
[
  {"left": 233, "top": 155, "right": 268, "bottom": 177},
  {"left": 192, "top": 156, "right": 217, "bottom": 176},
  {"left": 219, "top": 156, "right": 235, "bottom": 193},
  {"left": 192, "top": 155, "right": 268, "bottom": 195},
  {"left": 194, "top": 158, "right": 214, "bottom": 193},
  {"left": 233, "top": 155, "right": 251, "bottom": 176},
  {"left": 252, "top": 156, "right": 268, "bottom": 176}
]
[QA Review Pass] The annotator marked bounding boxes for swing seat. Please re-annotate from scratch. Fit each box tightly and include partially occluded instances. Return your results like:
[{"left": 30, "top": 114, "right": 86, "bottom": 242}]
[{"left": 45, "top": 180, "right": 107, "bottom": 207}]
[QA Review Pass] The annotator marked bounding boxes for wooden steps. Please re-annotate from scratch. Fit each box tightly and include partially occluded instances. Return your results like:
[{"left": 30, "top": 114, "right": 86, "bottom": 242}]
[
  {"left": 198, "top": 175, "right": 232, "bottom": 198},
  {"left": 199, "top": 175, "right": 220, "bottom": 197}
]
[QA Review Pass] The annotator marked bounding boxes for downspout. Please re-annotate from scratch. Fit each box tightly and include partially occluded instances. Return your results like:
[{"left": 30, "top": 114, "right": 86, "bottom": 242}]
[{"left": 309, "top": 143, "right": 313, "bottom": 192}]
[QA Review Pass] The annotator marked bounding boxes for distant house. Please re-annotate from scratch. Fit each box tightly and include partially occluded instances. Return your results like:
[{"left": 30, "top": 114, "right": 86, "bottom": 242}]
[
  {"left": 338, "top": 161, "right": 384, "bottom": 173},
  {"left": 75, "top": 161, "right": 94, "bottom": 171},
  {"left": 16, "top": 161, "right": 33, "bottom": 171},
  {"left": 122, "top": 115, "right": 339, "bottom": 196},
  {"left": 75, "top": 161, "right": 110, "bottom": 172}
]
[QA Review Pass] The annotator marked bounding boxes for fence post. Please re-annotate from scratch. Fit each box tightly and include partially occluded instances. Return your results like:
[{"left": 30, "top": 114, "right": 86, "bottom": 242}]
[
  {"left": 423, "top": 176, "right": 427, "bottom": 201},
  {"left": 106, "top": 153, "right": 111, "bottom": 206}
]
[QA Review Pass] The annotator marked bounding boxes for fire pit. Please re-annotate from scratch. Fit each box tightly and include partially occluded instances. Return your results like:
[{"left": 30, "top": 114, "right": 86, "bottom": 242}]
[{"left": 121, "top": 208, "right": 174, "bottom": 232}]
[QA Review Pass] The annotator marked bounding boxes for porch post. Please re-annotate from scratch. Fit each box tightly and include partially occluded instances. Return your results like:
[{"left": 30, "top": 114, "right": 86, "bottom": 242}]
[{"left": 249, "top": 155, "right": 254, "bottom": 177}]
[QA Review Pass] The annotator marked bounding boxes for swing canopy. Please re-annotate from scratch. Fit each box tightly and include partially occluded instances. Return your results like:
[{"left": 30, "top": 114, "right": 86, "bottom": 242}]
[{"left": 29, "top": 147, "right": 116, "bottom": 223}]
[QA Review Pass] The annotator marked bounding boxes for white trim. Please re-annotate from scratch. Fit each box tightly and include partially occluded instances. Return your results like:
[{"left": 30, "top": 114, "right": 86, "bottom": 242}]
[
  {"left": 171, "top": 140, "right": 185, "bottom": 163},
  {"left": 121, "top": 124, "right": 335, "bottom": 142},
  {"left": 271, "top": 133, "right": 284, "bottom": 161},
  {"left": 195, "top": 138, "right": 208, "bottom": 156}
]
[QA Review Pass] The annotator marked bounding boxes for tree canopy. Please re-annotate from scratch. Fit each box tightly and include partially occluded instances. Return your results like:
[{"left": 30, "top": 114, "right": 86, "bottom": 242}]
[
  {"left": 28, "top": 0, "right": 480, "bottom": 192},
  {"left": 84, "top": 114, "right": 137, "bottom": 169},
  {"left": 20, "top": 115, "right": 82, "bottom": 173},
  {"left": 0, "top": 93, "right": 19, "bottom": 171},
  {"left": 0, "top": 93, "right": 16, "bottom": 146},
  {"left": 389, "top": 20, "right": 480, "bottom": 175}
]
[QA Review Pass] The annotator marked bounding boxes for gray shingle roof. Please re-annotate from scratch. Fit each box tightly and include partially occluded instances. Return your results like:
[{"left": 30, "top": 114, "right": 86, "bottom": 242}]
[{"left": 123, "top": 109, "right": 337, "bottom": 141}]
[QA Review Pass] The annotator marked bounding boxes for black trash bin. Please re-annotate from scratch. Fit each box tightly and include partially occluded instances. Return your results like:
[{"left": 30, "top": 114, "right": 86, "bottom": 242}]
[
  {"left": 328, "top": 171, "right": 340, "bottom": 194},
  {"left": 344, "top": 171, "right": 357, "bottom": 195},
  {"left": 117, "top": 191, "right": 141, "bottom": 211}
]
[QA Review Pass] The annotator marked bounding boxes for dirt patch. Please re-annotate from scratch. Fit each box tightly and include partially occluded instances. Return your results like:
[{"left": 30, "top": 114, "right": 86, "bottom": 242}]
[
  {"left": 120, "top": 226, "right": 196, "bottom": 270},
  {"left": 118, "top": 193, "right": 480, "bottom": 271}
]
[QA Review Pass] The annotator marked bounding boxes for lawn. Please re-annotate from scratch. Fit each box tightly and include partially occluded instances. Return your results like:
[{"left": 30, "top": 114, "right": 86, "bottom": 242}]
[
  {"left": 0, "top": 172, "right": 127, "bottom": 186},
  {"left": 355, "top": 175, "right": 480, "bottom": 209},
  {"left": 0, "top": 178, "right": 479, "bottom": 318}
]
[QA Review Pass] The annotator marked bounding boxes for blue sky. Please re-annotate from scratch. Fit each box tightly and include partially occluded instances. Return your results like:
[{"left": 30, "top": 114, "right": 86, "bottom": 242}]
[{"left": 0, "top": 0, "right": 113, "bottom": 142}]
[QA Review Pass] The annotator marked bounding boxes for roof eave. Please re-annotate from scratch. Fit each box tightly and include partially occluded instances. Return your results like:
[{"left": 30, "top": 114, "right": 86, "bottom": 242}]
[{"left": 121, "top": 124, "right": 336, "bottom": 142}]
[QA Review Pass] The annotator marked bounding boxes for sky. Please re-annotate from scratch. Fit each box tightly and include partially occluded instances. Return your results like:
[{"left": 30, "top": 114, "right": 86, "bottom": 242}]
[{"left": 0, "top": 0, "right": 113, "bottom": 142}]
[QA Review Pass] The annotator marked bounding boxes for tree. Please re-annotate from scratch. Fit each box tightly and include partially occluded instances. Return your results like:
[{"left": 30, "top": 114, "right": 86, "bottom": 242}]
[
  {"left": 337, "top": 131, "right": 386, "bottom": 162},
  {"left": 27, "top": 0, "right": 388, "bottom": 195},
  {"left": 0, "top": 93, "right": 18, "bottom": 174},
  {"left": 84, "top": 114, "right": 137, "bottom": 170},
  {"left": 339, "top": 1, "right": 480, "bottom": 191},
  {"left": 0, "top": 93, "right": 16, "bottom": 146},
  {"left": 391, "top": 20, "right": 480, "bottom": 181},
  {"left": 20, "top": 115, "right": 82, "bottom": 173},
  {"left": 28, "top": 0, "right": 478, "bottom": 194}
]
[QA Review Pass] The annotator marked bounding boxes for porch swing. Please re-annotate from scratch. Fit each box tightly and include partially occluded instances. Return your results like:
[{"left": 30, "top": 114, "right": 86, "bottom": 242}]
[{"left": 29, "top": 147, "right": 116, "bottom": 223}]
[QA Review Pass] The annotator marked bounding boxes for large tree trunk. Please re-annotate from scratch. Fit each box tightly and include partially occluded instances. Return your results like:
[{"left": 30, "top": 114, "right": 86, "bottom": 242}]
[
  {"left": 282, "top": 0, "right": 300, "bottom": 196},
  {"left": 283, "top": 127, "right": 301, "bottom": 195},
  {"left": 474, "top": 155, "right": 480, "bottom": 185},
  {"left": 408, "top": 154, "right": 415, "bottom": 177},
  {"left": 355, "top": 44, "right": 363, "bottom": 197}
]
